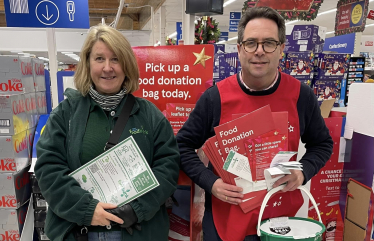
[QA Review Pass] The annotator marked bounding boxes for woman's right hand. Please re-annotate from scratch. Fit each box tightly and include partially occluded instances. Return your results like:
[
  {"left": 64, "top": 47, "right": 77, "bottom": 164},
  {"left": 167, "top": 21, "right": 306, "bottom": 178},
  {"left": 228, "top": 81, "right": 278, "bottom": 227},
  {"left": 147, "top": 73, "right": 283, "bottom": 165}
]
[{"left": 91, "top": 202, "right": 124, "bottom": 226}]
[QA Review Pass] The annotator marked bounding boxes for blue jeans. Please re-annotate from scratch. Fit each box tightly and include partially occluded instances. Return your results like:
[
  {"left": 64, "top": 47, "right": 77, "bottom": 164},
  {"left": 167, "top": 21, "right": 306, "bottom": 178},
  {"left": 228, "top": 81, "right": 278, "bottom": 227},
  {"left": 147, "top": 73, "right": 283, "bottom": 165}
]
[
  {"left": 88, "top": 231, "right": 122, "bottom": 241},
  {"left": 203, "top": 209, "right": 261, "bottom": 241}
]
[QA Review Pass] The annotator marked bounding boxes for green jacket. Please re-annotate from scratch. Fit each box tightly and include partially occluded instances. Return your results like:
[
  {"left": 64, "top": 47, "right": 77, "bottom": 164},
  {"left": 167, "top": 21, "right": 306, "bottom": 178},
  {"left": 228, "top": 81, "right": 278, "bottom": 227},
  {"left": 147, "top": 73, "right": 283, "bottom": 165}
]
[{"left": 35, "top": 88, "right": 180, "bottom": 241}]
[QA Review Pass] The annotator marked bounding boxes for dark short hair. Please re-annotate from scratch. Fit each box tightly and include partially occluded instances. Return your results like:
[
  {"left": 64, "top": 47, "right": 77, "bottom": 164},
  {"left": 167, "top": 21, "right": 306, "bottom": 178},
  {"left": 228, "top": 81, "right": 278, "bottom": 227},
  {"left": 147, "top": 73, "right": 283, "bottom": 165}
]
[{"left": 237, "top": 7, "right": 286, "bottom": 44}]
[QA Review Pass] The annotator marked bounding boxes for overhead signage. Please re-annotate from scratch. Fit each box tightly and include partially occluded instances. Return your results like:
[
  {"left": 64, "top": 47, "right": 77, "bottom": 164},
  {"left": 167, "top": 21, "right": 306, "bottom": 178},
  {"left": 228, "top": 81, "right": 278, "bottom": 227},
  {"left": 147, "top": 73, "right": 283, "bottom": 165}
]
[
  {"left": 219, "top": 32, "right": 228, "bottom": 42},
  {"left": 335, "top": 0, "right": 369, "bottom": 36},
  {"left": 229, "top": 12, "right": 241, "bottom": 32},
  {"left": 323, "top": 33, "right": 356, "bottom": 54},
  {"left": 4, "top": 0, "right": 89, "bottom": 28},
  {"left": 176, "top": 22, "right": 182, "bottom": 45}
]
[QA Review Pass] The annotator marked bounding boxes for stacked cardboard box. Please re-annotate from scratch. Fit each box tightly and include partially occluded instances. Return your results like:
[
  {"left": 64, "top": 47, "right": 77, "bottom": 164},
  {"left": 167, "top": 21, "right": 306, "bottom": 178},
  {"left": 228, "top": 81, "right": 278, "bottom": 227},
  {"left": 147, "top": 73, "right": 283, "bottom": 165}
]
[{"left": 0, "top": 56, "right": 46, "bottom": 239}]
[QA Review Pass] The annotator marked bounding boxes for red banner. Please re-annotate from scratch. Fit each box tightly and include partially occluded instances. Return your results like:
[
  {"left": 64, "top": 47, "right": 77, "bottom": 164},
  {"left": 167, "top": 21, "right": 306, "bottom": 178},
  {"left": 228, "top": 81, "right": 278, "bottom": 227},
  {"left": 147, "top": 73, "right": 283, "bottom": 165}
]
[
  {"left": 255, "top": 0, "right": 314, "bottom": 11},
  {"left": 132, "top": 45, "right": 214, "bottom": 112},
  {"left": 368, "top": 9, "right": 374, "bottom": 20},
  {"left": 308, "top": 117, "right": 344, "bottom": 241}
]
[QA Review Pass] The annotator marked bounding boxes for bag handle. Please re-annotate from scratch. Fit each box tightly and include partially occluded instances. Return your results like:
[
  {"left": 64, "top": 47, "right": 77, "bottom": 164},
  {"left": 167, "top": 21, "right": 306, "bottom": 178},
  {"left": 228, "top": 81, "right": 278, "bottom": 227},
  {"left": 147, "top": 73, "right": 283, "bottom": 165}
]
[
  {"left": 257, "top": 185, "right": 322, "bottom": 237},
  {"left": 105, "top": 94, "right": 135, "bottom": 151}
]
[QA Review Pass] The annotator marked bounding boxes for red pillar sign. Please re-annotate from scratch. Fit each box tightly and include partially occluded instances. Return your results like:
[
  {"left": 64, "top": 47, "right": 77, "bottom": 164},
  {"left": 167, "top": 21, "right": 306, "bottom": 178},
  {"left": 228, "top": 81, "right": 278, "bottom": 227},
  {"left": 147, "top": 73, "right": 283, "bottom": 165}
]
[{"left": 132, "top": 45, "right": 214, "bottom": 112}]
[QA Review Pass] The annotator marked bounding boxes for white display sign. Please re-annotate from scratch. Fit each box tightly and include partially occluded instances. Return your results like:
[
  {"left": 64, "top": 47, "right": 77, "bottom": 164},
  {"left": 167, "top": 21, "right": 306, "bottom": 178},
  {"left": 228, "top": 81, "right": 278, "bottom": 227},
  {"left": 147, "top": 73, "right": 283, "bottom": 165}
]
[{"left": 69, "top": 136, "right": 159, "bottom": 206}]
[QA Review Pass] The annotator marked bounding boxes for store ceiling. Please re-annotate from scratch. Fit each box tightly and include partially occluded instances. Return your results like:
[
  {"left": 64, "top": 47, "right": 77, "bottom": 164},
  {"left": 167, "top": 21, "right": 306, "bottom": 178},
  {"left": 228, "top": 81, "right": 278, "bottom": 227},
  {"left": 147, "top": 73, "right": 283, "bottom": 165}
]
[{"left": 0, "top": 0, "right": 374, "bottom": 64}]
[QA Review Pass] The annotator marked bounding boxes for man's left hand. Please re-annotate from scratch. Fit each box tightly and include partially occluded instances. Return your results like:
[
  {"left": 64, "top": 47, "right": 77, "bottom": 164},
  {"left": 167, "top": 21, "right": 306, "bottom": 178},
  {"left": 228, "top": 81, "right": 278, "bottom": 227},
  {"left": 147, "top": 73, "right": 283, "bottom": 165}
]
[{"left": 272, "top": 169, "right": 305, "bottom": 192}]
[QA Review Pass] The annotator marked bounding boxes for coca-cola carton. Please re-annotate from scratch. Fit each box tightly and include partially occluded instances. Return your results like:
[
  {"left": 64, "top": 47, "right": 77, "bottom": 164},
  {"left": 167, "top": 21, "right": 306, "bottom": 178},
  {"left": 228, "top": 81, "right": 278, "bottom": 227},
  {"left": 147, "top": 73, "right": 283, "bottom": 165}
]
[
  {"left": 0, "top": 56, "right": 34, "bottom": 94},
  {"left": 35, "top": 91, "right": 47, "bottom": 115},
  {"left": 23, "top": 92, "right": 38, "bottom": 129},
  {"left": 0, "top": 166, "right": 31, "bottom": 209},
  {"left": 31, "top": 58, "right": 45, "bottom": 92},
  {"left": 0, "top": 200, "right": 29, "bottom": 241},
  {"left": 0, "top": 130, "right": 29, "bottom": 173},
  {"left": 26, "top": 128, "right": 35, "bottom": 161},
  {"left": 0, "top": 94, "right": 29, "bottom": 136}
]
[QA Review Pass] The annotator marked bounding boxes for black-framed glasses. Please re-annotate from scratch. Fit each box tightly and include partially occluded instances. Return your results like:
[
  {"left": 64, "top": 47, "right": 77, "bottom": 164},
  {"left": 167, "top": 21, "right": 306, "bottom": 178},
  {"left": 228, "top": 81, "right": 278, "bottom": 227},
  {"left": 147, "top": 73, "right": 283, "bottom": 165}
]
[{"left": 241, "top": 40, "right": 281, "bottom": 53}]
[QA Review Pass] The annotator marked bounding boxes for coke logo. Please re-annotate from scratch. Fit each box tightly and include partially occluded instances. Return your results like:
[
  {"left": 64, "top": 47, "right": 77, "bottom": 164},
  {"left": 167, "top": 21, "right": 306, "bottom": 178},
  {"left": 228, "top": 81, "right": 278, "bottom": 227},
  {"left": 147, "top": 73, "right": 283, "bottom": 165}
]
[
  {"left": 0, "top": 159, "right": 16, "bottom": 171},
  {"left": 14, "top": 136, "right": 27, "bottom": 153},
  {"left": 0, "top": 80, "right": 22, "bottom": 92},
  {"left": 19, "top": 208, "right": 27, "bottom": 225},
  {"left": 28, "top": 133, "right": 33, "bottom": 148},
  {"left": 30, "top": 96, "right": 37, "bottom": 111},
  {"left": 42, "top": 96, "right": 47, "bottom": 107},
  {"left": 21, "top": 62, "right": 32, "bottom": 76},
  {"left": 0, "top": 231, "right": 19, "bottom": 241},
  {"left": 12, "top": 99, "right": 25, "bottom": 115},
  {"left": 15, "top": 172, "right": 29, "bottom": 190},
  {"left": 25, "top": 97, "right": 31, "bottom": 112},
  {"left": 35, "top": 63, "right": 45, "bottom": 76},
  {"left": 37, "top": 96, "right": 43, "bottom": 108},
  {"left": 0, "top": 196, "right": 17, "bottom": 208}
]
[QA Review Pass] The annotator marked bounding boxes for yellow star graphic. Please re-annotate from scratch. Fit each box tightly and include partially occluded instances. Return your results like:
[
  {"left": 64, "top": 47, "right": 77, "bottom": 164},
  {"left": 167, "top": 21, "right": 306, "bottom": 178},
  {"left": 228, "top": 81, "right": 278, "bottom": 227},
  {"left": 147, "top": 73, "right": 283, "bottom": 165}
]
[
  {"left": 193, "top": 47, "right": 212, "bottom": 68},
  {"left": 282, "top": 136, "right": 287, "bottom": 140},
  {"left": 274, "top": 131, "right": 279, "bottom": 135}
]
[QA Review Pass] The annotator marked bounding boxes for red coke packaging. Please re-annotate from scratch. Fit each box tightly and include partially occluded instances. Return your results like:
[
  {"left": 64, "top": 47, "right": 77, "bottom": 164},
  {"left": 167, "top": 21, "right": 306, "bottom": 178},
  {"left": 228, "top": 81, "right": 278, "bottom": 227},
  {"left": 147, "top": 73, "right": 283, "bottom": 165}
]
[
  {"left": 31, "top": 58, "right": 45, "bottom": 92},
  {"left": 35, "top": 91, "right": 47, "bottom": 115},
  {"left": 0, "top": 94, "right": 29, "bottom": 136},
  {"left": 0, "top": 200, "right": 29, "bottom": 241},
  {"left": 0, "top": 56, "right": 34, "bottom": 94},
  {"left": 0, "top": 130, "right": 30, "bottom": 173},
  {"left": 24, "top": 92, "right": 38, "bottom": 129}
]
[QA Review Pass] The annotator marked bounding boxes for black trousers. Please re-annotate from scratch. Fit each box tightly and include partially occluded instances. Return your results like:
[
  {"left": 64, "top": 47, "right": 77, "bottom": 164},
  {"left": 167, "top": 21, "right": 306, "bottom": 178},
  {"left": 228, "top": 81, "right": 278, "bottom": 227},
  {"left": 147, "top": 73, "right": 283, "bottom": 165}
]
[{"left": 202, "top": 209, "right": 261, "bottom": 241}]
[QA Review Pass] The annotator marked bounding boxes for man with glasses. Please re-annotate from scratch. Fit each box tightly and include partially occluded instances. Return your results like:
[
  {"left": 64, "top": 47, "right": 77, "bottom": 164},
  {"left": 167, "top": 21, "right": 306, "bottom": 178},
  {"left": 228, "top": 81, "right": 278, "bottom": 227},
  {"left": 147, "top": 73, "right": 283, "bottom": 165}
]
[{"left": 177, "top": 6, "right": 332, "bottom": 241}]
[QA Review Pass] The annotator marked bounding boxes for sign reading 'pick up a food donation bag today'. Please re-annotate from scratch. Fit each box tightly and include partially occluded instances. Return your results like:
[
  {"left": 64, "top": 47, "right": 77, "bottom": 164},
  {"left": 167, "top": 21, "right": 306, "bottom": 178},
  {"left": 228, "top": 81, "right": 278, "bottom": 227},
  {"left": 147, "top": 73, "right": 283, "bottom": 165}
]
[{"left": 132, "top": 45, "right": 214, "bottom": 112}]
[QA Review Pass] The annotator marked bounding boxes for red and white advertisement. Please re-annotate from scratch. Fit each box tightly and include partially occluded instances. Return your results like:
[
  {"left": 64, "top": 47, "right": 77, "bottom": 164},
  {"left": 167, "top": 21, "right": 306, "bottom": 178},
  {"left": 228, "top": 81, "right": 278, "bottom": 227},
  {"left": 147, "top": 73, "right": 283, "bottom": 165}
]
[
  {"left": 308, "top": 117, "right": 344, "bottom": 241},
  {"left": 337, "top": 4, "right": 352, "bottom": 30},
  {"left": 133, "top": 45, "right": 214, "bottom": 112},
  {"left": 213, "top": 105, "right": 275, "bottom": 159},
  {"left": 365, "top": 41, "right": 374, "bottom": 46},
  {"left": 368, "top": 9, "right": 374, "bottom": 20}
]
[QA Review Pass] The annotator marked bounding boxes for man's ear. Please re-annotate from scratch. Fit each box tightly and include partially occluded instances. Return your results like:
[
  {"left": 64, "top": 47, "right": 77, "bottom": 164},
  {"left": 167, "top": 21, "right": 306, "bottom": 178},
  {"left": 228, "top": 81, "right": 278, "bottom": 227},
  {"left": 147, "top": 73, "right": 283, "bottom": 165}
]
[{"left": 279, "top": 43, "right": 285, "bottom": 60}]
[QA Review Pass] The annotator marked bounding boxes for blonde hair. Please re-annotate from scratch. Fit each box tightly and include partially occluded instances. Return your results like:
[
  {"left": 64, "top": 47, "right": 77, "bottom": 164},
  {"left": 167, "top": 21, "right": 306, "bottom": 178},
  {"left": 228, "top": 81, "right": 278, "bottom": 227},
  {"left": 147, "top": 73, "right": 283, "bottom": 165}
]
[{"left": 74, "top": 24, "right": 139, "bottom": 95}]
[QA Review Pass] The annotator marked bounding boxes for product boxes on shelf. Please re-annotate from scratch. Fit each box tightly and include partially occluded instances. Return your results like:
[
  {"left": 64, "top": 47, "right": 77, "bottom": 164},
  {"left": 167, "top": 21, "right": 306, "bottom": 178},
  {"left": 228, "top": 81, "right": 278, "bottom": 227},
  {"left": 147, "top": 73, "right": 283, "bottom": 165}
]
[
  {"left": 286, "top": 52, "right": 314, "bottom": 86},
  {"left": 32, "top": 58, "right": 45, "bottom": 92},
  {"left": 278, "top": 52, "right": 287, "bottom": 73},
  {"left": 285, "top": 25, "right": 326, "bottom": 53},
  {"left": 24, "top": 92, "right": 38, "bottom": 129},
  {"left": 36, "top": 91, "right": 47, "bottom": 115},
  {"left": 0, "top": 56, "right": 34, "bottom": 94},
  {"left": 26, "top": 127, "right": 35, "bottom": 161},
  {"left": 0, "top": 200, "right": 29, "bottom": 240},
  {"left": 343, "top": 179, "right": 374, "bottom": 241},
  {"left": 314, "top": 80, "right": 342, "bottom": 107},
  {"left": 0, "top": 166, "right": 31, "bottom": 209},
  {"left": 213, "top": 52, "right": 224, "bottom": 81},
  {"left": 314, "top": 53, "right": 350, "bottom": 81},
  {"left": 0, "top": 130, "right": 29, "bottom": 173},
  {"left": 0, "top": 94, "right": 29, "bottom": 136}
]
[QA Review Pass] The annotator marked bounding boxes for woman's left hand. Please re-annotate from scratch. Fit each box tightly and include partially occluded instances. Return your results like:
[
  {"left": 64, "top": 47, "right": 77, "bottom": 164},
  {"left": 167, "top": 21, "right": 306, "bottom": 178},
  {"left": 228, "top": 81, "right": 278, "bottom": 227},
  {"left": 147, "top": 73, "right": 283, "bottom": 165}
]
[{"left": 91, "top": 202, "right": 124, "bottom": 226}]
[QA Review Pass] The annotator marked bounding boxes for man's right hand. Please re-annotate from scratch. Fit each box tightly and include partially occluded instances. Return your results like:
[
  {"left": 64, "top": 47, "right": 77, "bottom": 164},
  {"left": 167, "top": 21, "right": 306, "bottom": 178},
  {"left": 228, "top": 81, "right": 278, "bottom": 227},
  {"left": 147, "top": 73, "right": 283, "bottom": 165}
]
[
  {"left": 211, "top": 179, "right": 243, "bottom": 205},
  {"left": 91, "top": 202, "right": 124, "bottom": 226}
]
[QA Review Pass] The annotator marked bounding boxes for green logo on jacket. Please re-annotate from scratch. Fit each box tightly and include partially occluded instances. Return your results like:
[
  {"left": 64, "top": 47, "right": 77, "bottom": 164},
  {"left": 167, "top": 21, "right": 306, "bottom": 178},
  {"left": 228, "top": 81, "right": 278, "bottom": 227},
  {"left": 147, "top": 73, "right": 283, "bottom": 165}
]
[{"left": 129, "top": 126, "right": 148, "bottom": 135}]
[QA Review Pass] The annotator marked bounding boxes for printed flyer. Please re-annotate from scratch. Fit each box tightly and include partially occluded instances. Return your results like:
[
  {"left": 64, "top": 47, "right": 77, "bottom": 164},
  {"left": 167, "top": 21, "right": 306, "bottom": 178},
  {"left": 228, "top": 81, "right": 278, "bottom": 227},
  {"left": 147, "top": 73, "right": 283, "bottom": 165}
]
[{"left": 69, "top": 136, "right": 159, "bottom": 206}]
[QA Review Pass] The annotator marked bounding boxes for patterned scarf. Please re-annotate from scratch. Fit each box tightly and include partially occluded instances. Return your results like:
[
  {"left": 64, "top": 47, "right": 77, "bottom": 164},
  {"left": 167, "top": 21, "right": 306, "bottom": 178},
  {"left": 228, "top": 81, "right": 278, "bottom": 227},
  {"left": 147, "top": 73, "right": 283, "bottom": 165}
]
[{"left": 88, "top": 86, "right": 127, "bottom": 111}]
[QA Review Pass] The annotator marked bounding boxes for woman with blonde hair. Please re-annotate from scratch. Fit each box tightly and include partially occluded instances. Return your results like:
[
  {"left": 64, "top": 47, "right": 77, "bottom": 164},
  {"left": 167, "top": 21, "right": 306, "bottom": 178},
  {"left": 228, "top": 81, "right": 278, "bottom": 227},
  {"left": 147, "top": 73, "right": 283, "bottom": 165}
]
[{"left": 35, "top": 24, "right": 180, "bottom": 241}]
